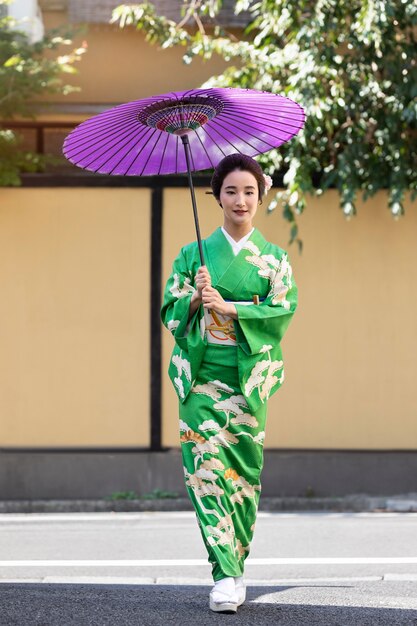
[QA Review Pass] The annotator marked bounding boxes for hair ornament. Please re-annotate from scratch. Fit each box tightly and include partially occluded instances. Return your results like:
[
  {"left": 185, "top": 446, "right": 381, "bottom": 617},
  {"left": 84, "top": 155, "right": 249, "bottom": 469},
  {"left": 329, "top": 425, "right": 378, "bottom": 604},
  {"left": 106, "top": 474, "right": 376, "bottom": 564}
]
[{"left": 263, "top": 174, "right": 273, "bottom": 195}]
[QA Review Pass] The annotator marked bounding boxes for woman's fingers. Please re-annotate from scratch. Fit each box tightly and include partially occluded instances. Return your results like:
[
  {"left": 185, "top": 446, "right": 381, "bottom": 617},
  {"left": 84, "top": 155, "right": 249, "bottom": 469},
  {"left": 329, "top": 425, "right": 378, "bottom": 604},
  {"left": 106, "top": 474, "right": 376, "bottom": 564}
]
[
  {"left": 195, "top": 267, "right": 212, "bottom": 297},
  {"left": 202, "top": 285, "right": 215, "bottom": 297},
  {"left": 202, "top": 287, "right": 225, "bottom": 312},
  {"left": 196, "top": 266, "right": 211, "bottom": 284}
]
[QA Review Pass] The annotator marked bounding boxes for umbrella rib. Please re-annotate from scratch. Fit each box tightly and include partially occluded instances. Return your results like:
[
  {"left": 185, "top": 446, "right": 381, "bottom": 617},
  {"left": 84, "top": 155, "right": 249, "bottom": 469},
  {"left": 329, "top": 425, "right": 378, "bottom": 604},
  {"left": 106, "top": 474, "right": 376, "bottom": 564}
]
[
  {"left": 124, "top": 128, "right": 163, "bottom": 176},
  {"left": 203, "top": 122, "right": 242, "bottom": 154},
  {"left": 186, "top": 88, "right": 202, "bottom": 98},
  {"left": 68, "top": 124, "right": 151, "bottom": 170},
  {"left": 239, "top": 109, "right": 305, "bottom": 124},
  {"left": 67, "top": 108, "right": 142, "bottom": 140},
  {"left": 222, "top": 110, "right": 306, "bottom": 132},
  {"left": 64, "top": 116, "right": 144, "bottom": 158},
  {"left": 65, "top": 132, "right": 126, "bottom": 167},
  {"left": 82, "top": 124, "right": 153, "bottom": 173},
  {"left": 201, "top": 125, "right": 229, "bottom": 159},
  {"left": 221, "top": 93, "right": 303, "bottom": 107},
  {"left": 222, "top": 100, "right": 305, "bottom": 117},
  {"left": 65, "top": 122, "right": 129, "bottom": 144},
  {"left": 212, "top": 118, "right": 276, "bottom": 151},
  {"left": 85, "top": 103, "right": 153, "bottom": 124},
  {"left": 192, "top": 130, "right": 216, "bottom": 169},
  {"left": 65, "top": 114, "right": 141, "bottom": 150},
  {"left": 195, "top": 125, "right": 228, "bottom": 167},
  {"left": 218, "top": 114, "right": 294, "bottom": 147},
  {"left": 157, "top": 133, "right": 171, "bottom": 175},
  {"left": 219, "top": 112, "right": 299, "bottom": 141},
  {"left": 66, "top": 126, "right": 146, "bottom": 166},
  {"left": 234, "top": 108, "right": 305, "bottom": 124},
  {"left": 104, "top": 127, "right": 157, "bottom": 175}
]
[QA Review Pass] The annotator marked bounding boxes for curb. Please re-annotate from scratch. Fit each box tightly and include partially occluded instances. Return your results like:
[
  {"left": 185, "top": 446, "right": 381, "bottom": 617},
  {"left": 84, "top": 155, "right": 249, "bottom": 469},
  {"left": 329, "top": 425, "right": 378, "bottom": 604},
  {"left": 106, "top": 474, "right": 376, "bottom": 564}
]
[{"left": 1, "top": 494, "right": 417, "bottom": 514}]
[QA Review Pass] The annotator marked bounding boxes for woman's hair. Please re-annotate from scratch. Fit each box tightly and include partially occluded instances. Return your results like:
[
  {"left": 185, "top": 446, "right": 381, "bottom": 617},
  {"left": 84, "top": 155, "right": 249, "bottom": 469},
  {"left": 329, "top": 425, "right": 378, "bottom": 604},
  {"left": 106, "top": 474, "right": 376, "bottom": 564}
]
[{"left": 210, "top": 153, "right": 265, "bottom": 203}]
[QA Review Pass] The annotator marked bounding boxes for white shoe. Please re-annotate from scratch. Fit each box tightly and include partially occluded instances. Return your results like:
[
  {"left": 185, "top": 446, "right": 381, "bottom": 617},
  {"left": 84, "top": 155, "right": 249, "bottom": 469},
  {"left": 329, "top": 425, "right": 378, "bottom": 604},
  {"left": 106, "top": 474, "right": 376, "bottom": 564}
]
[
  {"left": 234, "top": 575, "right": 246, "bottom": 606},
  {"left": 209, "top": 577, "right": 238, "bottom": 613}
]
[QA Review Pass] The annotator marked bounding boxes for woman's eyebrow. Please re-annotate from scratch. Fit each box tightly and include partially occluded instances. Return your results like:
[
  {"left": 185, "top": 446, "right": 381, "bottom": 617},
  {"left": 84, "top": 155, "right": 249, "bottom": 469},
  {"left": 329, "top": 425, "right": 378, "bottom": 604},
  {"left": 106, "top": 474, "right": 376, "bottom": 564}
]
[{"left": 224, "top": 185, "right": 256, "bottom": 189}]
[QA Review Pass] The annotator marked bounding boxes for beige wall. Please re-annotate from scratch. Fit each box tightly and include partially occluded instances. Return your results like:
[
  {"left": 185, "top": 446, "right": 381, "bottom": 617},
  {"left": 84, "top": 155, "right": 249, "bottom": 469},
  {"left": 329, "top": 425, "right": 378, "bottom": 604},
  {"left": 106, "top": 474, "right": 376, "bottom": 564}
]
[
  {"left": 0, "top": 189, "right": 150, "bottom": 446},
  {"left": 1, "top": 186, "right": 416, "bottom": 449},
  {"left": 162, "top": 189, "right": 417, "bottom": 450},
  {"left": 2, "top": 10, "right": 416, "bottom": 450},
  {"left": 41, "top": 12, "right": 228, "bottom": 107}
]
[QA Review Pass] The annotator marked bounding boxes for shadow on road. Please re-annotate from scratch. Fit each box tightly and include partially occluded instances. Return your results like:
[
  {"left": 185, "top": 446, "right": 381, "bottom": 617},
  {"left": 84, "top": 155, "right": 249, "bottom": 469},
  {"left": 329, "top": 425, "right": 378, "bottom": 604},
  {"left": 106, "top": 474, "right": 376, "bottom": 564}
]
[{"left": 0, "top": 583, "right": 416, "bottom": 625}]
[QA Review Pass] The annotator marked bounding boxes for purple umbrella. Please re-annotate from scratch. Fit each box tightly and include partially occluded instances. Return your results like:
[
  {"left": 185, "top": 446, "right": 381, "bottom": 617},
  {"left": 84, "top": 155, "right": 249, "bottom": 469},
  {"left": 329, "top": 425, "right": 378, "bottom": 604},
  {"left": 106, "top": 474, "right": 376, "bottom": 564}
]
[{"left": 63, "top": 87, "right": 305, "bottom": 263}]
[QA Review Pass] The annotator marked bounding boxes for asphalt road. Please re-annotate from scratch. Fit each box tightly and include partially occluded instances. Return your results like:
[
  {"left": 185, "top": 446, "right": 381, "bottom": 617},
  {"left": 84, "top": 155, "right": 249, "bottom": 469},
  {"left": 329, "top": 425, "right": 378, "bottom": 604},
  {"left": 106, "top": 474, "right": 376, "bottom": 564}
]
[{"left": 1, "top": 511, "right": 417, "bottom": 625}]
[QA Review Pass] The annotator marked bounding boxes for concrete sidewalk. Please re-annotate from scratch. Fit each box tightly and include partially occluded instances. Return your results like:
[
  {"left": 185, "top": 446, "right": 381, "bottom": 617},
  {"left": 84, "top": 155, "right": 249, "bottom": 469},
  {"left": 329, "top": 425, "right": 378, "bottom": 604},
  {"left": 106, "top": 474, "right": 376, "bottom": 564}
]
[{"left": 1, "top": 493, "right": 417, "bottom": 514}]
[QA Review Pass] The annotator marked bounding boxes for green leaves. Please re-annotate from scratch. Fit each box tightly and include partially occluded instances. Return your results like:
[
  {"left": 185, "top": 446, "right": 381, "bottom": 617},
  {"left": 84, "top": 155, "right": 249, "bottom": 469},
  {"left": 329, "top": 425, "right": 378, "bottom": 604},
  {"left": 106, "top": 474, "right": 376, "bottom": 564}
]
[
  {"left": 111, "top": 3, "right": 189, "bottom": 47},
  {"left": 0, "top": 19, "right": 87, "bottom": 185},
  {"left": 0, "top": 129, "right": 54, "bottom": 185},
  {"left": 0, "top": 24, "right": 87, "bottom": 120},
  {"left": 112, "top": 0, "right": 416, "bottom": 242},
  {"left": 4, "top": 54, "right": 21, "bottom": 67}
]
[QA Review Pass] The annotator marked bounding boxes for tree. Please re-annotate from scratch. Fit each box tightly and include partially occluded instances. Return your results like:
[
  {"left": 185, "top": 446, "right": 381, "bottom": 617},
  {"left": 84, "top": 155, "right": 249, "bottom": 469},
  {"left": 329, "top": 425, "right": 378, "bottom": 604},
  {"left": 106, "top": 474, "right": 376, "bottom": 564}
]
[
  {"left": 112, "top": 0, "right": 416, "bottom": 247},
  {"left": 0, "top": 1, "right": 87, "bottom": 185}
]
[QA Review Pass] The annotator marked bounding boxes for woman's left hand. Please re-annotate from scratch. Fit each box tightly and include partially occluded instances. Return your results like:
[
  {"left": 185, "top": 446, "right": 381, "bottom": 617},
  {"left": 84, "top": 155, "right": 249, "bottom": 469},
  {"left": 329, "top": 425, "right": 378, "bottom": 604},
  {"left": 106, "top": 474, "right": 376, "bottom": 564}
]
[{"left": 202, "top": 286, "right": 237, "bottom": 318}]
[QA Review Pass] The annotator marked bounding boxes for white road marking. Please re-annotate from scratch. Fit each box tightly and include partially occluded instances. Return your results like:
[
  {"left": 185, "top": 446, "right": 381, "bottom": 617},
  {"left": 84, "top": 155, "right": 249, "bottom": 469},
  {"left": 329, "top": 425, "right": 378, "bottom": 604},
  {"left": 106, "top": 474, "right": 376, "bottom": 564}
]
[
  {"left": 383, "top": 573, "right": 417, "bottom": 581},
  {"left": 1, "top": 557, "right": 417, "bottom": 567},
  {"left": 0, "top": 511, "right": 415, "bottom": 523},
  {"left": 0, "top": 512, "right": 199, "bottom": 523},
  {"left": 0, "top": 575, "right": 385, "bottom": 585}
]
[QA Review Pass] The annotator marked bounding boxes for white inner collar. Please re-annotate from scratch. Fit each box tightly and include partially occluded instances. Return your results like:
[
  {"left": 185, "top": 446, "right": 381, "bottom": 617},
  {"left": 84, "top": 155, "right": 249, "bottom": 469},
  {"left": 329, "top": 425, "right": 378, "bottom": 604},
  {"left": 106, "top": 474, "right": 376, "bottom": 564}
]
[{"left": 221, "top": 227, "right": 254, "bottom": 256}]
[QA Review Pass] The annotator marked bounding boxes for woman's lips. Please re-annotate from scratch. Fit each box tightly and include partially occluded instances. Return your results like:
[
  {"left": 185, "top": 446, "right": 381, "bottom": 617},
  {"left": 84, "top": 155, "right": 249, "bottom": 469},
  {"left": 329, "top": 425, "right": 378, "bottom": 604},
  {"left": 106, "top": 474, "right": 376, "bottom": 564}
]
[{"left": 234, "top": 210, "right": 246, "bottom": 215}]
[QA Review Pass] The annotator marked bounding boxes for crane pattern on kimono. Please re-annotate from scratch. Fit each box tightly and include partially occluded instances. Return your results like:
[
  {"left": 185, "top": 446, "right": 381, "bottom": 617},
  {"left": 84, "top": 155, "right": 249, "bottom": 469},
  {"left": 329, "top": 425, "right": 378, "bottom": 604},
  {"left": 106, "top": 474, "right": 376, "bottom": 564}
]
[
  {"left": 179, "top": 379, "right": 263, "bottom": 557},
  {"left": 244, "top": 344, "right": 285, "bottom": 402},
  {"left": 242, "top": 240, "right": 293, "bottom": 309},
  {"left": 169, "top": 273, "right": 195, "bottom": 299},
  {"left": 171, "top": 352, "right": 191, "bottom": 399}
]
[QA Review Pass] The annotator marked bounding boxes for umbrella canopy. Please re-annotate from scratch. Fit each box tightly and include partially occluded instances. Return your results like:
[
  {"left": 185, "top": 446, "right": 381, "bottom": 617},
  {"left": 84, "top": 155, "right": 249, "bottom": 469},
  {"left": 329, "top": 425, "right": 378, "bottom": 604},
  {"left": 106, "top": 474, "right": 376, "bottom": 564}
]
[
  {"left": 63, "top": 87, "right": 305, "bottom": 176},
  {"left": 63, "top": 87, "right": 305, "bottom": 264}
]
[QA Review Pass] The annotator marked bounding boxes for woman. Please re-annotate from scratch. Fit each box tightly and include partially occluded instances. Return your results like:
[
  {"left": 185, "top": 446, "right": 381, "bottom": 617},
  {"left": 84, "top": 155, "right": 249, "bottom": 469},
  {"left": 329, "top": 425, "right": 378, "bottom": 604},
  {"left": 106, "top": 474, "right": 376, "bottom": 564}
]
[{"left": 161, "top": 154, "right": 298, "bottom": 613}]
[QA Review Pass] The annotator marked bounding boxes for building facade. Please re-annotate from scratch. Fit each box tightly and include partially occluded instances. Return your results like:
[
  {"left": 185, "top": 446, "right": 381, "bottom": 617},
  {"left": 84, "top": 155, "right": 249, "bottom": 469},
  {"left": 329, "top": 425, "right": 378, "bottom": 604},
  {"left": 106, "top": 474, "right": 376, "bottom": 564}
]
[{"left": 1, "top": 1, "right": 416, "bottom": 499}]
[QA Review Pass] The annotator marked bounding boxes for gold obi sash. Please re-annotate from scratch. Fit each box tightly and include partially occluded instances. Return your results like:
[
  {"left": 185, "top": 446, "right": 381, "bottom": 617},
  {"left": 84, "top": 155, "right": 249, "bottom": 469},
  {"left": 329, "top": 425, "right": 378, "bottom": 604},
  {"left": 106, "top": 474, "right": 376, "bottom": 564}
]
[{"left": 204, "top": 301, "right": 254, "bottom": 346}]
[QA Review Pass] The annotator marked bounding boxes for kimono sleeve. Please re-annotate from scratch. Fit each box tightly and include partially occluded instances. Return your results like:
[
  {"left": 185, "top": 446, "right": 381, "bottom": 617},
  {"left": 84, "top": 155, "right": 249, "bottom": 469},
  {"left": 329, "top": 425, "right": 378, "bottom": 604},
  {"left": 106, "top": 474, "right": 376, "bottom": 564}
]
[
  {"left": 233, "top": 251, "right": 298, "bottom": 355},
  {"left": 160, "top": 247, "right": 202, "bottom": 352}
]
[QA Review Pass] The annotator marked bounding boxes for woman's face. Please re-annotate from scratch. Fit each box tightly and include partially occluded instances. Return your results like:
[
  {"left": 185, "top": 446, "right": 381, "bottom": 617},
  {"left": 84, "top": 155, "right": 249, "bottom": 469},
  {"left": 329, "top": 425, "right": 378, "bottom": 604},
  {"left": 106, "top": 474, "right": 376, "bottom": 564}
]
[{"left": 219, "top": 168, "right": 259, "bottom": 232}]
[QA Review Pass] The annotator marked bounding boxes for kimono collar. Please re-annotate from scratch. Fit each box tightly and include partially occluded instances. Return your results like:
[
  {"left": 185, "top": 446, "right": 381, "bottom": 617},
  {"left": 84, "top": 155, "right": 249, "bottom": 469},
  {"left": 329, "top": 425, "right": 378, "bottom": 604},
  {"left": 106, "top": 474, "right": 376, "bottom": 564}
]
[
  {"left": 202, "top": 227, "right": 269, "bottom": 294},
  {"left": 221, "top": 227, "right": 255, "bottom": 256}
]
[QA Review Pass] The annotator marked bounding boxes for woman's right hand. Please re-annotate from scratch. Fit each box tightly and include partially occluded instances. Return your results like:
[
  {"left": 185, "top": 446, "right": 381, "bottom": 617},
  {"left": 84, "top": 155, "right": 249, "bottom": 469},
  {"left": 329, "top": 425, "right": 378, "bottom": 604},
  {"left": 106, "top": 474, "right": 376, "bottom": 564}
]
[
  {"left": 194, "top": 265, "right": 212, "bottom": 299},
  {"left": 188, "top": 266, "right": 211, "bottom": 321}
]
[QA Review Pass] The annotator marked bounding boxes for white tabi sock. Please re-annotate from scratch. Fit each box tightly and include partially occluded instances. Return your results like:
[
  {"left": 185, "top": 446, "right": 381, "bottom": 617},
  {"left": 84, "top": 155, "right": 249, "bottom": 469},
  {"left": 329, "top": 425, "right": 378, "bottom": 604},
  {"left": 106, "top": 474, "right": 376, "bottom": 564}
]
[{"left": 210, "top": 577, "right": 237, "bottom": 603}]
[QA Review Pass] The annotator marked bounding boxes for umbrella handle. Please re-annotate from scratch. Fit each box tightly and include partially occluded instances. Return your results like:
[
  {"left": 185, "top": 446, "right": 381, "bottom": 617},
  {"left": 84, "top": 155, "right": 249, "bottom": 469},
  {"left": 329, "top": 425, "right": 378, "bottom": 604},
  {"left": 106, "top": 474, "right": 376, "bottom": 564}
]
[{"left": 181, "top": 134, "right": 205, "bottom": 266}]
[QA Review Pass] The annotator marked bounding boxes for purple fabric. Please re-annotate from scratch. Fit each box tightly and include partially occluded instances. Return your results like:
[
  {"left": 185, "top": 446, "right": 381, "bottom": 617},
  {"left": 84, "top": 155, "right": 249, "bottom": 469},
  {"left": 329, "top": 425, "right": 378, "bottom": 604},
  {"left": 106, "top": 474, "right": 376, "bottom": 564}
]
[{"left": 63, "top": 88, "right": 305, "bottom": 176}]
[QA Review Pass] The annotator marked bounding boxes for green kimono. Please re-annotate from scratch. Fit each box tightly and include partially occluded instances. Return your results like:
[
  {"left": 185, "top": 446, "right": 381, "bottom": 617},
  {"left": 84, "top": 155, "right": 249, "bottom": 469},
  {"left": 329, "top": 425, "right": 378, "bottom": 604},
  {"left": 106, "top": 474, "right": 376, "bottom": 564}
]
[{"left": 161, "top": 227, "right": 297, "bottom": 581}]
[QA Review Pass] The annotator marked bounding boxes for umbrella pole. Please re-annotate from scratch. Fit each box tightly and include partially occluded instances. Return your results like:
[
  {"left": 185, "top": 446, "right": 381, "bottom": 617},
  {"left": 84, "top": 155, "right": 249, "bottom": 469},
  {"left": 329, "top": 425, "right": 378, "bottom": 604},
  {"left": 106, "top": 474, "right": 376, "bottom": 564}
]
[{"left": 181, "top": 134, "right": 205, "bottom": 266}]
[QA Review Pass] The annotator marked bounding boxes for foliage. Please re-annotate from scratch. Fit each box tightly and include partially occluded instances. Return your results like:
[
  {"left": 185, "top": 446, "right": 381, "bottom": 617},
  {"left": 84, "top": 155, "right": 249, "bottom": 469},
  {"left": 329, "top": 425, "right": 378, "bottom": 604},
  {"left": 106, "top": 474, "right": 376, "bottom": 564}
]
[
  {"left": 140, "top": 488, "right": 180, "bottom": 499},
  {"left": 0, "top": 1, "right": 87, "bottom": 185},
  {"left": 112, "top": 0, "right": 417, "bottom": 246},
  {"left": 0, "top": 128, "right": 52, "bottom": 185},
  {"left": 106, "top": 490, "right": 139, "bottom": 500}
]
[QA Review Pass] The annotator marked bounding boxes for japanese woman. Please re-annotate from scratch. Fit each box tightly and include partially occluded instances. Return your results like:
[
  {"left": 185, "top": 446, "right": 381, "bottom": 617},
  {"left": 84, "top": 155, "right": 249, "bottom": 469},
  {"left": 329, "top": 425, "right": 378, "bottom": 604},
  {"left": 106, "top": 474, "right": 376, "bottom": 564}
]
[{"left": 161, "top": 153, "right": 298, "bottom": 613}]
